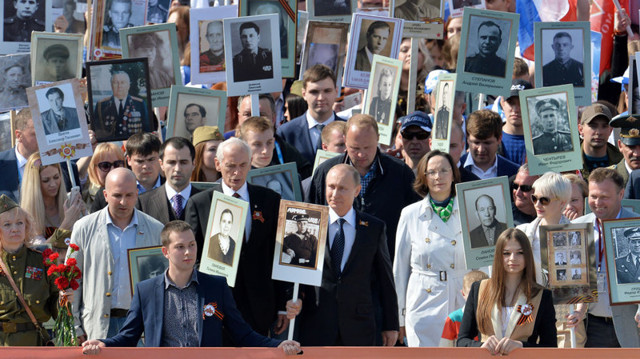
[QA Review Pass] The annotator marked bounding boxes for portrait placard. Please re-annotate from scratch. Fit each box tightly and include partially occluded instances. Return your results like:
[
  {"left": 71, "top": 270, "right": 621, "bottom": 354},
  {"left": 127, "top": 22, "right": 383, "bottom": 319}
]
[
  {"left": 630, "top": 54, "right": 640, "bottom": 115},
  {"left": 519, "top": 85, "right": 581, "bottom": 176},
  {"left": 363, "top": 55, "right": 401, "bottom": 145},
  {"left": 0, "top": 0, "right": 51, "bottom": 55},
  {"left": 31, "top": 32, "right": 83, "bottom": 86},
  {"left": 120, "top": 24, "right": 181, "bottom": 107},
  {"left": 534, "top": 22, "right": 591, "bottom": 106},
  {"left": 27, "top": 78, "right": 93, "bottom": 165},
  {"left": 0, "top": 53, "right": 31, "bottom": 112},
  {"left": 343, "top": 13, "right": 404, "bottom": 89},
  {"left": 166, "top": 85, "right": 226, "bottom": 139},
  {"left": 448, "top": 0, "right": 484, "bottom": 18},
  {"left": 391, "top": 0, "right": 444, "bottom": 39},
  {"left": 247, "top": 162, "right": 302, "bottom": 202},
  {"left": 455, "top": 7, "right": 519, "bottom": 98},
  {"left": 127, "top": 246, "right": 168, "bottom": 295},
  {"left": 145, "top": 0, "right": 170, "bottom": 23},
  {"left": 86, "top": 57, "right": 154, "bottom": 142},
  {"left": 239, "top": 0, "right": 297, "bottom": 78},
  {"left": 189, "top": 5, "right": 237, "bottom": 86},
  {"left": 0, "top": 112, "right": 12, "bottom": 152},
  {"left": 539, "top": 223, "right": 596, "bottom": 305},
  {"left": 603, "top": 218, "right": 640, "bottom": 305},
  {"left": 299, "top": 21, "right": 349, "bottom": 85},
  {"left": 48, "top": 0, "right": 87, "bottom": 34},
  {"left": 200, "top": 191, "right": 249, "bottom": 287},
  {"left": 89, "top": 0, "right": 148, "bottom": 60},
  {"left": 456, "top": 176, "right": 513, "bottom": 269},
  {"left": 312, "top": 150, "right": 341, "bottom": 175},
  {"left": 306, "top": 0, "right": 357, "bottom": 23},
  {"left": 272, "top": 200, "right": 329, "bottom": 286},
  {"left": 430, "top": 73, "right": 456, "bottom": 152},
  {"left": 223, "top": 14, "right": 283, "bottom": 97}
]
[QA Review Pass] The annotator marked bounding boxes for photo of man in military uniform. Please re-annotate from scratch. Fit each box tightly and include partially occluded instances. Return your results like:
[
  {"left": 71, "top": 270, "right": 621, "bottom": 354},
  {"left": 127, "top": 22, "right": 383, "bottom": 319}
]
[
  {"left": 0, "top": 61, "right": 30, "bottom": 110},
  {"left": 128, "top": 32, "right": 174, "bottom": 89},
  {"left": 434, "top": 81, "right": 451, "bottom": 140},
  {"left": 355, "top": 21, "right": 390, "bottom": 72},
  {"left": 394, "top": 0, "right": 439, "bottom": 22},
  {"left": 37, "top": 44, "right": 75, "bottom": 83},
  {"left": 146, "top": 0, "right": 168, "bottom": 24},
  {"left": 199, "top": 20, "right": 225, "bottom": 73},
  {"left": 531, "top": 98, "right": 573, "bottom": 155},
  {"left": 542, "top": 31, "right": 584, "bottom": 87},
  {"left": 615, "top": 228, "right": 640, "bottom": 284},
  {"left": 282, "top": 214, "right": 318, "bottom": 269},
  {"left": 232, "top": 21, "right": 273, "bottom": 82},
  {"left": 369, "top": 67, "right": 393, "bottom": 126},
  {"left": 40, "top": 87, "right": 80, "bottom": 135},
  {"left": 53, "top": 0, "right": 85, "bottom": 34},
  {"left": 102, "top": 0, "right": 134, "bottom": 48},
  {"left": 4, "top": 0, "right": 45, "bottom": 42},
  {"left": 464, "top": 20, "right": 507, "bottom": 78}
]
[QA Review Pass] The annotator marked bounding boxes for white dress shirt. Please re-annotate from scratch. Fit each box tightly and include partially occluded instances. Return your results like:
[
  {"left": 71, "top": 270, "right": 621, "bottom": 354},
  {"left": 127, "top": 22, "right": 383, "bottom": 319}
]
[
  {"left": 165, "top": 183, "right": 193, "bottom": 214},
  {"left": 221, "top": 181, "right": 251, "bottom": 241},
  {"left": 327, "top": 207, "right": 356, "bottom": 271},
  {"left": 15, "top": 147, "right": 27, "bottom": 182},
  {"left": 306, "top": 111, "right": 335, "bottom": 149},
  {"left": 463, "top": 154, "right": 498, "bottom": 179}
]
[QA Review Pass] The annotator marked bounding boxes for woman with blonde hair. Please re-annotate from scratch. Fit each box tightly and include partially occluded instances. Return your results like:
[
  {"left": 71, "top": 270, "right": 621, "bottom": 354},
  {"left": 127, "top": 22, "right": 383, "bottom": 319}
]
[
  {"left": 458, "top": 228, "right": 557, "bottom": 353},
  {"left": 85, "top": 142, "right": 125, "bottom": 207},
  {"left": 20, "top": 153, "right": 84, "bottom": 249}
]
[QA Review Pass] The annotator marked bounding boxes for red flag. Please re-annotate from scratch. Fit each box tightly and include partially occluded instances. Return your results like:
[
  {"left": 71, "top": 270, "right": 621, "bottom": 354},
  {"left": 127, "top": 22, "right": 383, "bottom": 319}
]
[{"left": 591, "top": 0, "right": 631, "bottom": 75}]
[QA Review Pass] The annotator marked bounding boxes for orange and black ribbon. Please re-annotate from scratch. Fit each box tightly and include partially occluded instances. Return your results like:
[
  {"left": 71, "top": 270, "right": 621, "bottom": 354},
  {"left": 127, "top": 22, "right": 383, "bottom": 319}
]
[
  {"left": 516, "top": 304, "right": 534, "bottom": 326},
  {"left": 277, "top": 0, "right": 296, "bottom": 22}
]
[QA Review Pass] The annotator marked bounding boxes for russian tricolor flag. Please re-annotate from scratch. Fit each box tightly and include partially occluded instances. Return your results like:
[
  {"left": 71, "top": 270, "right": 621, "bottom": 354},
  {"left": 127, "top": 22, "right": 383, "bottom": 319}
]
[{"left": 516, "top": 0, "right": 577, "bottom": 61}]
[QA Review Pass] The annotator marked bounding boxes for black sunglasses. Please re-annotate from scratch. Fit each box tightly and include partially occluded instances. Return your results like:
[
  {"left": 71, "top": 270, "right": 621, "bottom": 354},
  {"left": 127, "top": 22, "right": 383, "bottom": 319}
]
[
  {"left": 531, "top": 195, "right": 553, "bottom": 206},
  {"left": 401, "top": 131, "right": 429, "bottom": 140},
  {"left": 511, "top": 183, "right": 533, "bottom": 192},
  {"left": 97, "top": 160, "right": 125, "bottom": 172}
]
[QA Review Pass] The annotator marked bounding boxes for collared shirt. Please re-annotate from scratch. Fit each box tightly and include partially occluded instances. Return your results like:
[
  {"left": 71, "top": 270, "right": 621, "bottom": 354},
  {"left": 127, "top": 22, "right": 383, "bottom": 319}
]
[
  {"left": 589, "top": 209, "right": 622, "bottom": 318},
  {"left": 161, "top": 269, "right": 200, "bottom": 347},
  {"left": 625, "top": 160, "right": 633, "bottom": 176},
  {"left": 221, "top": 181, "right": 251, "bottom": 240},
  {"left": 463, "top": 154, "right": 498, "bottom": 180},
  {"left": 306, "top": 111, "right": 335, "bottom": 149},
  {"left": 137, "top": 176, "right": 162, "bottom": 194},
  {"left": 360, "top": 160, "right": 378, "bottom": 196},
  {"left": 106, "top": 210, "right": 139, "bottom": 309},
  {"left": 328, "top": 207, "right": 357, "bottom": 271},
  {"left": 165, "top": 183, "right": 193, "bottom": 214},
  {"left": 15, "top": 147, "right": 27, "bottom": 182}
]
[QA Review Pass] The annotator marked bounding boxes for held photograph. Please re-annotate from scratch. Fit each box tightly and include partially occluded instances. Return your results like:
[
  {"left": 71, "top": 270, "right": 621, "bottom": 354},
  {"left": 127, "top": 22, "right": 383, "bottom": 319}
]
[
  {"left": 30, "top": 32, "right": 83, "bottom": 86},
  {"left": 128, "top": 246, "right": 169, "bottom": 295},
  {"left": 247, "top": 162, "right": 302, "bottom": 202},
  {"left": 306, "top": 0, "right": 356, "bottom": 23},
  {"left": 391, "top": 0, "right": 444, "bottom": 39},
  {"left": 89, "top": 0, "right": 148, "bottom": 60},
  {"left": 0, "top": 53, "right": 32, "bottom": 112},
  {"left": 448, "top": 0, "right": 485, "bottom": 18},
  {"left": 430, "top": 73, "right": 456, "bottom": 153},
  {"left": 299, "top": 21, "right": 349, "bottom": 83},
  {"left": 1, "top": 0, "right": 50, "bottom": 55},
  {"left": 363, "top": 55, "right": 401, "bottom": 146},
  {"left": 602, "top": 220, "right": 640, "bottom": 304},
  {"left": 165, "top": 85, "right": 227, "bottom": 139}
]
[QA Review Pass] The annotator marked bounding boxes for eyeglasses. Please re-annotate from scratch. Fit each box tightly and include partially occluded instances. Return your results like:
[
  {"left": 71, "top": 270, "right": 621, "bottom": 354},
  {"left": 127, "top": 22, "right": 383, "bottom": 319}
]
[
  {"left": 511, "top": 183, "right": 533, "bottom": 192},
  {"left": 426, "top": 168, "right": 451, "bottom": 177},
  {"left": 401, "top": 131, "right": 429, "bottom": 140},
  {"left": 531, "top": 195, "right": 555, "bottom": 206},
  {"left": 97, "top": 160, "right": 125, "bottom": 172}
]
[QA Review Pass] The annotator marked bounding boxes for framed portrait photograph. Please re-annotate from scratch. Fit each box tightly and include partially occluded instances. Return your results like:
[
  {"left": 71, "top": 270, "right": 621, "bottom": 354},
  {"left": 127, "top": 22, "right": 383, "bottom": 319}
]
[
  {"left": 239, "top": 0, "right": 297, "bottom": 78},
  {"left": 120, "top": 24, "right": 180, "bottom": 107},
  {"left": 223, "top": 14, "right": 283, "bottom": 97},
  {"left": 165, "top": 85, "right": 226, "bottom": 139},
  {"left": 630, "top": 55, "right": 640, "bottom": 116},
  {"left": 344, "top": 13, "right": 404, "bottom": 89},
  {"left": 89, "top": 0, "right": 148, "bottom": 60},
  {"left": 534, "top": 22, "right": 591, "bottom": 106},
  {"left": 189, "top": 5, "right": 237, "bottom": 86},
  {"left": 127, "top": 245, "right": 168, "bottom": 295},
  {"left": 145, "top": 0, "right": 170, "bottom": 23},
  {"left": 455, "top": 7, "right": 519, "bottom": 98},
  {"left": 26, "top": 78, "right": 93, "bottom": 165},
  {"left": 86, "top": 57, "right": 154, "bottom": 142},
  {"left": 0, "top": 0, "right": 50, "bottom": 55},
  {"left": 31, "top": 32, "right": 83, "bottom": 86},
  {"left": 299, "top": 21, "right": 349, "bottom": 84},
  {"left": 312, "top": 149, "right": 340, "bottom": 175},
  {"left": 200, "top": 191, "right": 249, "bottom": 287},
  {"left": 456, "top": 176, "right": 513, "bottom": 269},
  {"left": 519, "top": 84, "right": 582, "bottom": 176},
  {"left": 430, "top": 73, "right": 456, "bottom": 152},
  {"left": 247, "top": 162, "right": 302, "bottom": 202},
  {"left": 448, "top": 0, "right": 485, "bottom": 18},
  {"left": 603, "top": 219, "right": 640, "bottom": 305},
  {"left": 306, "top": 0, "right": 356, "bottom": 23},
  {"left": 48, "top": 0, "right": 87, "bottom": 34},
  {"left": 0, "top": 53, "right": 31, "bottom": 112},
  {"left": 271, "top": 200, "right": 329, "bottom": 286},
  {"left": 391, "top": 0, "right": 444, "bottom": 39},
  {"left": 363, "top": 55, "right": 401, "bottom": 146},
  {"left": 0, "top": 113, "right": 12, "bottom": 152}
]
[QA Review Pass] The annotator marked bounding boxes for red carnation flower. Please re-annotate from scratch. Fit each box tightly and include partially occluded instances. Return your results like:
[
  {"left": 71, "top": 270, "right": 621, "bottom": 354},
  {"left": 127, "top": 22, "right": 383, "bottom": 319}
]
[
  {"left": 70, "top": 279, "right": 79, "bottom": 291},
  {"left": 42, "top": 249, "right": 53, "bottom": 260},
  {"left": 66, "top": 258, "right": 77, "bottom": 266},
  {"left": 55, "top": 277, "right": 70, "bottom": 290},
  {"left": 69, "top": 244, "right": 79, "bottom": 251},
  {"left": 47, "top": 266, "right": 56, "bottom": 276},
  {"left": 49, "top": 252, "right": 59, "bottom": 262}
]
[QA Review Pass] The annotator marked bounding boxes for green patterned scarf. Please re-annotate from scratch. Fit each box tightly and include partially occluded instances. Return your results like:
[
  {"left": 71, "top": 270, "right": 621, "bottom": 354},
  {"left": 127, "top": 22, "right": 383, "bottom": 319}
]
[{"left": 430, "top": 197, "right": 454, "bottom": 223}]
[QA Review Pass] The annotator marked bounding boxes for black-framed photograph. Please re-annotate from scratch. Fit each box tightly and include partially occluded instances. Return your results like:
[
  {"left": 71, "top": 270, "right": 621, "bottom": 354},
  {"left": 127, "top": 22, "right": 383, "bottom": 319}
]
[
  {"left": 90, "top": 0, "right": 148, "bottom": 60},
  {"left": 247, "top": 162, "right": 302, "bottom": 201},
  {"left": 223, "top": 14, "right": 283, "bottom": 96},
  {"left": 31, "top": 32, "right": 83, "bottom": 86},
  {"left": 272, "top": 200, "right": 329, "bottom": 286},
  {"left": 603, "top": 219, "right": 640, "bottom": 305},
  {"left": 448, "top": 0, "right": 484, "bottom": 18},
  {"left": 128, "top": 245, "right": 168, "bottom": 295},
  {"left": 306, "top": 0, "right": 356, "bottom": 23},
  {"left": 0, "top": 53, "right": 31, "bottom": 112},
  {"left": 86, "top": 57, "right": 154, "bottom": 142},
  {"left": 299, "top": 21, "right": 349, "bottom": 84},
  {"left": 165, "top": 85, "right": 226, "bottom": 139}
]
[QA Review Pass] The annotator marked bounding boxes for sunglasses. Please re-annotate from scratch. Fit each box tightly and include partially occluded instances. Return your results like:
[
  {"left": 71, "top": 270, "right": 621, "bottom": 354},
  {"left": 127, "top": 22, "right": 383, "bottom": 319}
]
[
  {"left": 401, "top": 131, "right": 429, "bottom": 140},
  {"left": 531, "top": 195, "right": 554, "bottom": 206},
  {"left": 97, "top": 160, "right": 125, "bottom": 172},
  {"left": 511, "top": 183, "right": 533, "bottom": 192}
]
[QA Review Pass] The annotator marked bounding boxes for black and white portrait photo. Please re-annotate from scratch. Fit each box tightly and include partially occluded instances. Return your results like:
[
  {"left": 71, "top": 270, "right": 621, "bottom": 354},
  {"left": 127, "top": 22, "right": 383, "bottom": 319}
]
[
  {"left": 541, "top": 29, "right": 585, "bottom": 88},
  {"left": 137, "top": 254, "right": 168, "bottom": 280},
  {"left": 208, "top": 208, "right": 237, "bottom": 266},
  {"left": 434, "top": 80, "right": 452, "bottom": 140},
  {"left": 570, "top": 250, "right": 581, "bottom": 265},
  {"left": 300, "top": 21, "right": 349, "bottom": 83},
  {"left": 189, "top": 5, "right": 236, "bottom": 85},
  {"left": 281, "top": 211, "right": 320, "bottom": 269},
  {"left": 199, "top": 20, "right": 225, "bottom": 73},
  {"left": 3, "top": 0, "right": 45, "bottom": 42},
  {"left": 248, "top": 0, "right": 289, "bottom": 59},
  {"left": 553, "top": 232, "right": 567, "bottom": 247},
  {"left": 308, "top": 43, "right": 339, "bottom": 74},
  {"left": 571, "top": 268, "right": 582, "bottom": 280},
  {"left": 615, "top": 227, "right": 640, "bottom": 285},
  {"left": 367, "top": 65, "right": 396, "bottom": 126},
  {"left": 556, "top": 269, "right": 567, "bottom": 281},
  {"left": 314, "top": 0, "right": 351, "bottom": 16},
  {"left": 468, "top": 193, "right": 507, "bottom": 248},
  {"left": 126, "top": 30, "right": 175, "bottom": 90},
  {"left": 355, "top": 20, "right": 392, "bottom": 72},
  {"left": 569, "top": 231, "right": 581, "bottom": 246},
  {"left": 38, "top": 86, "right": 80, "bottom": 135},
  {"left": 247, "top": 167, "right": 298, "bottom": 201},
  {"left": 146, "top": 0, "right": 169, "bottom": 23},
  {"left": 102, "top": 0, "right": 135, "bottom": 48},
  {"left": 0, "top": 114, "right": 11, "bottom": 152},
  {"left": 555, "top": 251, "right": 567, "bottom": 266},
  {"left": 394, "top": 0, "right": 440, "bottom": 22},
  {"left": 35, "top": 43, "right": 76, "bottom": 83},
  {"left": 52, "top": 0, "right": 86, "bottom": 34},
  {"left": 528, "top": 95, "right": 573, "bottom": 156},
  {"left": 167, "top": 89, "right": 224, "bottom": 139},
  {"left": 0, "top": 54, "right": 31, "bottom": 111},
  {"left": 231, "top": 20, "right": 274, "bottom": 82},
  {"left": 463, "top": 16, "right": 510, "bottom": 78}
]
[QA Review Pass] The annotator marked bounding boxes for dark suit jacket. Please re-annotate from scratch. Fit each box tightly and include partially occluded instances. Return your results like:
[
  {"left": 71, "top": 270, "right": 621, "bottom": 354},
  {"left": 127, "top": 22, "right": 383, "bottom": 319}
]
[
  {"left": 298, "top": 211, "right": 398, "bottom": 346},
  {"left": 208, "top": 233, "right": 236, "bottom": 267},
  {"left": 276, "top": 112, "right": 346, "bottom": 164},
  {"left": 184, "top": 182, "right": 286, "bottom": 336},
  {"left": 136, "top": 184, "right": 201, "bottom": 224},
  {"left": 624, "top": 169, "right": 640, "bottom": 200},
  {"left": 355, "top": 47, "right": 371, "bottom": 72},
  {"left": 101, "top": 272, "right": 280, "bottom": 347},
  {"left": 460, "top": 153, "right": 520, "bottom": 179},
  {"left": 469, "top": 220, "right": 508, "bottom": 248}
]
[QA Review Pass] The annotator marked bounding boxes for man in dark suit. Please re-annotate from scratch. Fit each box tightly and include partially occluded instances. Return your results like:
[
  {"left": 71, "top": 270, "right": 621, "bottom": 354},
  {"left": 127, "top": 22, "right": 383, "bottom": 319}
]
[
  {"left": 184, "top": 137, "right": 289, "bottom": 338},
  {"left": 207, "top": 209, "right": 236, "bottom": 266},
  {"left": 469, "top": 195, "right": 507, "bottom": 248},
  {"left": 277, "top": 65, "right": 346, "bottom": 165},
  {"left": 297, "top": 164, "right": 398, "bottom": 346},
  {"left": 137, "top": 137, "right": 200, "bottom": 224},
  {"left": 355, "top": 21, "right": 390, "bottom": 72},
  {"left": 40, "top": 87, "right": 80, "bottom": 135},
  {"left": 81, "top": 220, "right": 301, "bottom": 353},
  {"left": 615, "top": 228, "right": 640, "bottom": 284}
]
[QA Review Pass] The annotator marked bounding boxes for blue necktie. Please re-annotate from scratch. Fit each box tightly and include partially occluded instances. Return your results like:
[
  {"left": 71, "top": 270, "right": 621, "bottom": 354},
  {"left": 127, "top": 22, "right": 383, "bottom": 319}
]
[
  {"left": 331, "top": 218, "right": 346, "bottom": 276},
  {"left": 172, "top": 194, "right": 183, "bottom": 219}
]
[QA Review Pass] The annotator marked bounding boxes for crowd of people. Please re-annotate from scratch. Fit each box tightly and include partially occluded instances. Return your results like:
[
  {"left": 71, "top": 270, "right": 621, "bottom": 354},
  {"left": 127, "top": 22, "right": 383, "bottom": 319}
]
[{"left": 0, "top": 0, "right": 640, "bottom": 355}]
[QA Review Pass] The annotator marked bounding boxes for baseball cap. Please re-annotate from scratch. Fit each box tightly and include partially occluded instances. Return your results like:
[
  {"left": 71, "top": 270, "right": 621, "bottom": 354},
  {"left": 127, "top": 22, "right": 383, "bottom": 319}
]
[
  {"left": 400, "top": 111, "right": 432, "bottom": 133},
  {"left": 507, "top": 79, "right": 532, "bottom": 99},
  {"left": 580, "top": 103, "right": 612, "bottom": 125},
  {"left": 424, "top": 70, "right": 449, "bottom": 94}
]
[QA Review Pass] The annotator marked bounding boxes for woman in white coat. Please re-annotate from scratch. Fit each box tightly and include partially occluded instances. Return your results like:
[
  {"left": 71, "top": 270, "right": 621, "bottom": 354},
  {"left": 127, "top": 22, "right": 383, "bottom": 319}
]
[{"left": 394, "top": 150, "right": 468, "bottom": 347}]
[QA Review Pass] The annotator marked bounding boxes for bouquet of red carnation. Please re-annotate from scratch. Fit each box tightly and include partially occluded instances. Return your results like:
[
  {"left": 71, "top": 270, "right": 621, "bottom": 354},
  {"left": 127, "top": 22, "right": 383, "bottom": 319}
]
[{"left": 43, "top": 243, "right": 82, "bottom": 346}]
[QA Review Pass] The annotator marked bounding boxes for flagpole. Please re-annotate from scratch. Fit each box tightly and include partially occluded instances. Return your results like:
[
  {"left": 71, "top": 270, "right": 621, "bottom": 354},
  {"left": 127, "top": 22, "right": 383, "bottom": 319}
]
[{"left": 612, "top": 0, "right": 634, "bottom": 37}]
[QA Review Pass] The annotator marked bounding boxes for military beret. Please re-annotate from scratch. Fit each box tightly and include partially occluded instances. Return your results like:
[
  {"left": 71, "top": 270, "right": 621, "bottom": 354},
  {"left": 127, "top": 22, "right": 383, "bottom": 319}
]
[
  {"left": 580, "top": 103, "right": 611, "bottom": 125},
  {"left": 192, "top": 126, "right": 223, "bottom": 146},
  {"left": 0, "top": 194, "right": 18, "bottom": 215},
  {"left": 623, "top": 227, "right": 640, "bottom": 241},
  {"left": 535, "top": 98, "right": 560, "bottom": 114},
  {"left": 43, "top": 44, "right": 69, "bottom": 60},
  {"left": 610, "top": 114, "right": 640, "bottom": 146},
  {"left": 291, "top": 214, "right": 309, "bottom": 222}
]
